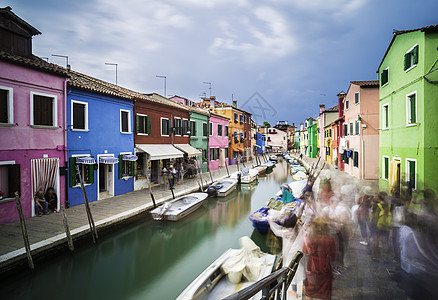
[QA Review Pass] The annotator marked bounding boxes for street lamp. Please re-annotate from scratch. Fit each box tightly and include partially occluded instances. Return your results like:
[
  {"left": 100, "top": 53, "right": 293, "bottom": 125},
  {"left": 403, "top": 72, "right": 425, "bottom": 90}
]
[
  {"left": 105, "top": 62, "right": 118, "bottom": 85},
  {"left": 52, "top": 54, "right": 70, "bottom": 70},
  {"left": 203, "top": 82, "right": 212, "bottom": 97},
  {"left": 156, "top": 75, "right": 167, "bottom": 97}
]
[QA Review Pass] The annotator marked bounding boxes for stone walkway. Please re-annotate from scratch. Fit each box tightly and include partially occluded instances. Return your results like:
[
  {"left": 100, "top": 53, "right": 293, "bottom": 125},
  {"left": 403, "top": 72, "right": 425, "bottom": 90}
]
[
  {"left": 0, "top": 164, "right": 240, "bottom": 274},
  {"left": 291, "top": 154, "right": 407, "bottom": 299}
]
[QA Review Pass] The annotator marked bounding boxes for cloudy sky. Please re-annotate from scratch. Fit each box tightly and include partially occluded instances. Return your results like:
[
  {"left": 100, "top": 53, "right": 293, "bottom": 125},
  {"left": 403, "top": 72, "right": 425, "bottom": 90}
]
[{"left": 4, "top": 0, "right": 437, "bottom": 125}]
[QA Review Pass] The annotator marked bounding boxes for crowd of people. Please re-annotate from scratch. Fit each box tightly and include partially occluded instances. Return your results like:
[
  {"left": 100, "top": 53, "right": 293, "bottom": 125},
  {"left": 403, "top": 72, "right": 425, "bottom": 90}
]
[{"left": 276, "top": 166, "right": 438, "bottom": 299}]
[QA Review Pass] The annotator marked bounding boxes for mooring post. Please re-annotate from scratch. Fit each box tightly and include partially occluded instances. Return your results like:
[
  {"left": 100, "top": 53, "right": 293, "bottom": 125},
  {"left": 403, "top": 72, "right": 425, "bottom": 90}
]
[
  {"left": 60, "top": 205, "right": 74, "bottom": 252},
  {"left": 208, "top": 165, "right": 214, "bottom": 184},
  {"left": 225, "top": 160, "right": 230, "bottom": 177},
  {"left": 15, "top": 192, "right": 34, "bottom": 270},
  {"left": 76, "top": 165, "right": 98, "bottom": 244},
  {"left": 145, "top": 169, "right": 156, "bottom": 208}
]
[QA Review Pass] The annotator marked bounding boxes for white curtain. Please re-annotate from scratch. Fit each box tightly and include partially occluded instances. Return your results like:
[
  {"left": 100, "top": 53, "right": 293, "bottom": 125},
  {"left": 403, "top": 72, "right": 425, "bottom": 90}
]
[{"left": 31, "top": 158, "right": 59, "bottom": 201}]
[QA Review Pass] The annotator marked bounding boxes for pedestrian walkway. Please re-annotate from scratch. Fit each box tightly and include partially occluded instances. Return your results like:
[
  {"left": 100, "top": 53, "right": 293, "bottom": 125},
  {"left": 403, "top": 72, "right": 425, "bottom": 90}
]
[
  {"left": 290, "top": 154, "right": 406, "bottom": 299},
  {"left": 0, "top": 164, "right": 240, "bottom": 275}
]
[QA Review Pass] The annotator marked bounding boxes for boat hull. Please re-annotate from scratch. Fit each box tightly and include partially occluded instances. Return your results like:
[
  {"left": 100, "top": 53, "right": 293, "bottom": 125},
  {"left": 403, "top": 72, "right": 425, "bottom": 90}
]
[{"left": 150, "top": 192, "right": 208, "bottom": 221}]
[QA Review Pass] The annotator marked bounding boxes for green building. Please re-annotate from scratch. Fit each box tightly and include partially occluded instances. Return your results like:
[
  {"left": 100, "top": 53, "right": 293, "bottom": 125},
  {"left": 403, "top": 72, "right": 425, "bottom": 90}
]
[
  {"left": 189, "top": 108, "right": 210, "bottom": 172},
  {"left": 306, "top": 118, "right": 318, "bottom": 158},
  {"left": 378, "top": 25, "right": 438, "bottom": 194}
]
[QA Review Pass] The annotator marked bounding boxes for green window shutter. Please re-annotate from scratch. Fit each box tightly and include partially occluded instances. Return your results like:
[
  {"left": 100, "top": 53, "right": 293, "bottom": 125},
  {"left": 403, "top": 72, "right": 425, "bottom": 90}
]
[
  {"left": 410, "top": 96, "right": 416, "bottom": 123},
  {"left": 136, "top": 115, "right": 139, "bottom": 134},
  {"left": 118, "top": 155, "right": 123, "bottom": 179},
  {"left": 409, "top": 161, "right": 415, "bottom": 187},
  {"left": 130, "top": 161, "right": 136, "bottom": 176},
  {"left": 88, "top": 158, "right": 94, "bottom": 184},
  {"left": 404, "top": 53, "right": 410, "bottom": 70},
  {"left": 413, "top": 45, "right": 418, "bottom": 65},
  {"left": 146, "top": 116, "right": 151, "bottom": 134},
  {"left": 384, "top": 158, "right": 389, "bottom": 179},
  {"left": 69, "top": 157, "right": 76, "bottom": 187},
  {"left": 381, "top": 69, "right": 388, "bottom": 86}
]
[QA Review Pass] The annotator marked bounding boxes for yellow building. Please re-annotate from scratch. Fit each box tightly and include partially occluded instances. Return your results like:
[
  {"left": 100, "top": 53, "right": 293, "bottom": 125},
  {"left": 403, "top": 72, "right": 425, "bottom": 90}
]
[
  {"left": 199, "top": 97, "right": 249, "bottom": 161},
  {"left": 324, "top": 125, "right": 333, "bottom": 164}
]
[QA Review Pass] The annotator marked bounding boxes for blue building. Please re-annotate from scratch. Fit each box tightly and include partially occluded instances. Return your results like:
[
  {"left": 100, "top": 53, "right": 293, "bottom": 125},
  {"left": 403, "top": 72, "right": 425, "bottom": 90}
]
[
  {"left": 256, "top": 132, "right": 266, "bottom": 154},
  {"left": 66, "top": 70, "right": 136, "bottom": 206}
]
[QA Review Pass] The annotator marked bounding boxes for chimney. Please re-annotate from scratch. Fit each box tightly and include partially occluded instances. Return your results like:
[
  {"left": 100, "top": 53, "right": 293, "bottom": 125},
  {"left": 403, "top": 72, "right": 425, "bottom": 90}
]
[
  {"left": 337, "top": 91, "right": 346, "bottom": 118},
  {"left": 300, "top": 123, "right": 304, "bottom": 130},
  {"left": 233, "top": 100, "right": 237, "bottom": 107},
  {"left": 319, "top": 104, "right": 325, "bottom": 113}
]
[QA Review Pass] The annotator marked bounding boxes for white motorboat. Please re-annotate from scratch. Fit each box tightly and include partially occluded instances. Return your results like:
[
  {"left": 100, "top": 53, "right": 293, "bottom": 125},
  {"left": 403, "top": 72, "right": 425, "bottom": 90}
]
[
  {"left": 150, "top": 192, "right": 208, "bottom": 221},
  {"left": 253, "top": 165, "right": 268, "bottom": 175},
  {"left": 206, "top": 178, "right": 238, "bottom": 197},
  {"left": 235, "top": 167, "right": 259, "bottom": 184},
  {"left": 177, "top": 237, "right": 276, "bottom": 300},
  {"left": 269, "top": 155, "right": 278, "bottom": 161}
]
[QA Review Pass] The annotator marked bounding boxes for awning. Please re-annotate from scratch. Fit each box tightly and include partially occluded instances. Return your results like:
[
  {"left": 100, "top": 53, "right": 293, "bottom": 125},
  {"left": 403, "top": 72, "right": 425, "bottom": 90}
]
[
  {"left": 174, "top": 144, "right": 202, "bottom": 157},
  {"left": 135, "top": 144, "right": 184, "bottom": 161},
  {"left": 122, "top": 154, "right": 138, "bottom": 161},
  {"left": 99, "top": 157, "right": 119, "bottom": 164},
  {"left": 76, "top": 157, "right": 96, "bottom": 164}
]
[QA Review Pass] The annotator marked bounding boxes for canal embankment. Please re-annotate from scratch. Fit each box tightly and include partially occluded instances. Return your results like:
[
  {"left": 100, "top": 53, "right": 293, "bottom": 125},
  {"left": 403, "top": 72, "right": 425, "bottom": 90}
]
[{"left": 0, "top": 164, "right": 240, "bottom": 277}]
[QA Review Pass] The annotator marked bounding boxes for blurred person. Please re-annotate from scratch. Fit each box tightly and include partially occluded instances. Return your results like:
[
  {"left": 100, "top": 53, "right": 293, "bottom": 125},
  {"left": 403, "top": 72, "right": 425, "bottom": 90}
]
[
  {"left": 398, "top": 210, "right": 438, "bottom": 299},
  {"left": 319, "top": 179, "right": 334, "bottom": 207},
  {"left": 356, "top": 187, "right": 373, "bottom": 246},
  {"left": 390, "top": 188, "right": 405, "bottom": 263},
  {"left": 373, "top": 192, "right": 392, "bottom": 261},
  {"left": 303, "top": 218, "right": 336, "bottom": 300}
]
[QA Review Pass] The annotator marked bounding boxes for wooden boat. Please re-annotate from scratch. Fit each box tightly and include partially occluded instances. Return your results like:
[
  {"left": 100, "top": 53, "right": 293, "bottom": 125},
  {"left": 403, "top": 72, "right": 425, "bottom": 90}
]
[
  {"left": 150, "top": 192, "right": 208, "bottom": 221},
  {"left": 177, "top": 245, "right": 276, "bottom": 300},
  {"left": 253, "top": 165, "right": 268, "bottom": 175},
  {"left": 206, "top": 178, "right": 238, "bottom": 197}
]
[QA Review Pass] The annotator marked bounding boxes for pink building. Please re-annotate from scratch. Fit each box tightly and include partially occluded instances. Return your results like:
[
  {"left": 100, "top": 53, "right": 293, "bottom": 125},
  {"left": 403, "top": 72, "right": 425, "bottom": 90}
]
[
  {"left": 0, "top": 7, "right": 69, "bottom": 224},
  {"left": 208, "top": 113, "right": 229, "bottom": 170},
  {"left": 342, "top": 81, "right": 379, "bottom": 179}
]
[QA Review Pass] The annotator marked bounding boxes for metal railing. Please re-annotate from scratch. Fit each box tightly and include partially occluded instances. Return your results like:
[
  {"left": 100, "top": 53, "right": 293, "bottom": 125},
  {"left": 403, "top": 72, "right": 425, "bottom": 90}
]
[{"left": 222, "top": 251, "right": 303, "bottom": 300}]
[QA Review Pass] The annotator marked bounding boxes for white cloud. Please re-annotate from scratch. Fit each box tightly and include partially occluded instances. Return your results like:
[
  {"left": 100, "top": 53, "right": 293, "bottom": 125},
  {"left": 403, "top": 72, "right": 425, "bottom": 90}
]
[{"left": 209, "top": 6, "right": 296, "bottom": 61}]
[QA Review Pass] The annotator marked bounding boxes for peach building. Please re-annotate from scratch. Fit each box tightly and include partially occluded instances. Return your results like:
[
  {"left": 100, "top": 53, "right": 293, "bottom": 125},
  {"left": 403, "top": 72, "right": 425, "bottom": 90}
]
[{"left": 342, "top": 81, "right": 379, "bottom": 179}]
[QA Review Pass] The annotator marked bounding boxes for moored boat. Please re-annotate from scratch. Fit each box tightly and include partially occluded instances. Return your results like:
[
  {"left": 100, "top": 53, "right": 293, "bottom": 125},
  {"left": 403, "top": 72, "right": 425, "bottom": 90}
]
[
  {"left": 206, "top": 178, "right": 238, "bottom": 197},
  {"left": 150, "top": 192, "right": 208, "bottom": 221},
  {"left": 253, "top": 165, "right": 268, "bottom": 175},
  {"left": 176, "top": 237, "right": 276, "bottom": 300}
]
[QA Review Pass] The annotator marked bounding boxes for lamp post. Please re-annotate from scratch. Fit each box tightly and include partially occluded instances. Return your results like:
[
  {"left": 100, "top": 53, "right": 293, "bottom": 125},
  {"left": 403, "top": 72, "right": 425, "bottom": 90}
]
[
  {"left": 105, "top": 63, "right": 118, "bottom": 85},
  {"left": 52, "top": 54, "right": 70, "bottom": 69},
  {"left": 156, "top": 75, "right": 167, "bottom": 97},
  {"left": 203, "top": 82, "right": 212, "bottom": 97}
]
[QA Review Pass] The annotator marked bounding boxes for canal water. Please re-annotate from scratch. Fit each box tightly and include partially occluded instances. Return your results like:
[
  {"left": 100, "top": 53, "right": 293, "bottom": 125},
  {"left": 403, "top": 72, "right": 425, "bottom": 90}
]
[{"left": 2, "top": 160, "right": 293, "bottom": 300}]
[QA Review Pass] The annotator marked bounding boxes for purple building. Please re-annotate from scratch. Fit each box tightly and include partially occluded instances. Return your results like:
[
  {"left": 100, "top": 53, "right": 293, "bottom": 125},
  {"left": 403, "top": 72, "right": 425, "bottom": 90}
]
[{"left": 0, "top": 7, "right": 69, "bottom": 224}]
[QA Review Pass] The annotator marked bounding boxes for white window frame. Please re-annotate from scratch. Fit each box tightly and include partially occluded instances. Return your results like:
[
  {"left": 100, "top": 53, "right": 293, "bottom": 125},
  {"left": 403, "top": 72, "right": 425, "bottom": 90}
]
[
  {"left": 136, "top": 113, "right": 149, "bottom": 136},
  {"left": 161, "top": 117, "right": 170, "bottom": 137},
  {"left": 30, "top": 91, "right": 58, "bottom": 127},
  {"left": 355, "top": 91, "right": 360, "bottom": 104},
  {"left": 71, "top": 99, "right": 89, "bottom": 131},
  {"left": 174, "top": 117, "right": 181, "bottom": 136},
  {"left": 405, "top": 44, "right": 418, "bottom": 73},
  {"left": 382, "top": 103, "right": 389, "bottom": 130},
  {"left": 406, "top": 91, "right": 417, "bottom": 127},
  {"left": 382, "top": 155, "right": 389, "bottom": 181},
  {"left": 0, "top": 85, "right": 13, "bottom": 125},
  {"left": 71, "top": 154, "right": 93, "bottom": 188},
  {"left": 119, "top": 109, "right": 131, "bottom": 134},
  {"left": 405, "top": 158, "right": 417, "bottom": 190},
  {"left": 382, "top": 67, "right": 389, "bottom": 88}
]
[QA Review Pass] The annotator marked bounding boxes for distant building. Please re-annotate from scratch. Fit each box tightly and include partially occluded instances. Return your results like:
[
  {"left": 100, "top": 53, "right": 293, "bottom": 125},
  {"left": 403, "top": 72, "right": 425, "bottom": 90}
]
[
  {"left": 341, "top": 81, "right": 379, "bottom": 179},
  {"left": 256, "top": 132, "right": 266, "bottom": 154},
  {"left": 273, "top": 121, "right": 296, "bottom": 150},
  {"left": 209, "top": 112, "right": 230, "bottom": 171}
]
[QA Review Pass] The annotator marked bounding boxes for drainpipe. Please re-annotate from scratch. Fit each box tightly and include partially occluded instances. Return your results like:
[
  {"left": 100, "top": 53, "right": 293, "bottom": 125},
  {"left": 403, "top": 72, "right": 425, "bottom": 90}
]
[{"left": 64, "top": 77, "right": 69, "bottom": 208}]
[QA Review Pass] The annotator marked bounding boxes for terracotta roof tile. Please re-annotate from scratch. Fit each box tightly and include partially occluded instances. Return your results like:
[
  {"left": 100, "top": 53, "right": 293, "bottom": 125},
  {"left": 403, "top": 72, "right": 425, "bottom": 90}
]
[
  {"left": 0, "top": 51, "right": 68, "bottom": 77},
  {"left": 350, "top": 80, "right": 379, "bottom": 87}
]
